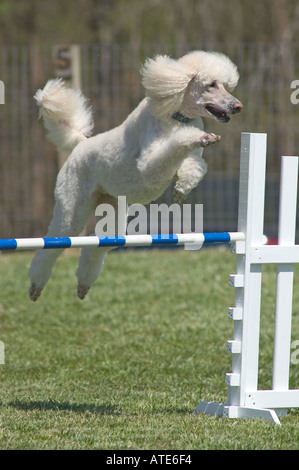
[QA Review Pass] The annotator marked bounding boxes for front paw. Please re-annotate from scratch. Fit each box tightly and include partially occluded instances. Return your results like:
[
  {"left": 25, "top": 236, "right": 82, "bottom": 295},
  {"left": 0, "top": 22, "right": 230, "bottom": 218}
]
[{"left": 198, "top": 133, "right": 221, "bottom": 147}]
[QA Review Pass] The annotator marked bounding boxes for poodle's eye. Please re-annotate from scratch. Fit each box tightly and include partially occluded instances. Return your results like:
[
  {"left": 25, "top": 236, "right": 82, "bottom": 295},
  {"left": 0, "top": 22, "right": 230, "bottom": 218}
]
[{"left": 209, "top": 81, "right": 217, "bottom": 88}]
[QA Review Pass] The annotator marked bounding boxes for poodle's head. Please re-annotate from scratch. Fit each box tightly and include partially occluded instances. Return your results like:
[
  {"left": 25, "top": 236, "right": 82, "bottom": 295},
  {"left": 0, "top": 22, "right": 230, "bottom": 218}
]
[{"left": 141, "top": 50, "right": 242, "bottom": 122}]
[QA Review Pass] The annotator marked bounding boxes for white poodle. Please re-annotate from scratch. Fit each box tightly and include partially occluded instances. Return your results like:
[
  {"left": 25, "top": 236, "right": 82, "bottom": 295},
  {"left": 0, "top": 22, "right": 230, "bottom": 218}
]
[{"left": 28, "top": 50, "right": 242, "bottom": 301}]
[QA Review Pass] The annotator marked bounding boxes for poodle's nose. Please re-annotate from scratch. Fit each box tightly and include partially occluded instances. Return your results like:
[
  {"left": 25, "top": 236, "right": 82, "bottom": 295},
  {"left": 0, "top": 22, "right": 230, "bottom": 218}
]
[{"left": 232, "top": 102, "right": 243, "bottom": 114}]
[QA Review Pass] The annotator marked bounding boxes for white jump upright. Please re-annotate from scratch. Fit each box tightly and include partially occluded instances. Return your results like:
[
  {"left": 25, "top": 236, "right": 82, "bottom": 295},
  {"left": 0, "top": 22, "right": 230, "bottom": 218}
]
[{"left": 194, "top": 132, "right": 299, "bottom": 425}]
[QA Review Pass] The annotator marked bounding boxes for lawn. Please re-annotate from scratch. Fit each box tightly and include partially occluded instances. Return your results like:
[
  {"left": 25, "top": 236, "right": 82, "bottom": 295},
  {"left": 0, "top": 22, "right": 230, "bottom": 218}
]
[{"left": 0, "top": 247, "right": 299, "bottom": 450}]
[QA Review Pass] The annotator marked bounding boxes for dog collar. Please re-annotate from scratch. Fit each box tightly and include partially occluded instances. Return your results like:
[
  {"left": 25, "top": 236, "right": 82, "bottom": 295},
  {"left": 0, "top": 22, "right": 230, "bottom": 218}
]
[{"left": 172, "top": 112, "right": 193, "bottom": 124}]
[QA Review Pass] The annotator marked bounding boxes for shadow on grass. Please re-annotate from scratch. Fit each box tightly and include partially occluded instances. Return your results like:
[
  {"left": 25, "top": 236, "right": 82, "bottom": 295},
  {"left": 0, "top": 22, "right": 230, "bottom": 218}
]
[
  {"left": 9, "top": 400, "right": 192, "bottom": 416},
  {"left": 164, "top": 408, "right": 192, "bottom": 414},
  {"left": 9, "top": 400, "right": 120, "bottom": 415}
]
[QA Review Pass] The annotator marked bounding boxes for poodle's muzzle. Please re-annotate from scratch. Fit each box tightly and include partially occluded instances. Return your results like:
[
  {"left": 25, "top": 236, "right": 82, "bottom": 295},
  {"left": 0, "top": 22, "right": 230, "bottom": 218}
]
[
  {"left": 205, "top": 100, "right": 242, "bottom": 123},
  {"left": 204, "top": 83, "right": 243, "bottom": 123}
]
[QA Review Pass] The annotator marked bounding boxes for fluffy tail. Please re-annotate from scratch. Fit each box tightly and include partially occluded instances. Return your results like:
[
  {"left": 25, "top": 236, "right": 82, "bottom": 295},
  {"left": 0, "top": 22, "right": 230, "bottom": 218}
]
[{"left": 34, "top": 78, "right": 94, "bottom": 152}]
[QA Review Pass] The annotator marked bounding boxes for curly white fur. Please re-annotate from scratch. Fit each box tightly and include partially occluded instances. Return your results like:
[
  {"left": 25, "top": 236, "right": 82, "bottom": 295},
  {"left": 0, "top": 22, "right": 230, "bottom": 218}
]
[
  {"left": 141, "top": 51, "right": 239, "bottom": 120},
  {"left": 34, "top": 78, "right": 94, "bottom": 151},
  {"left": 28, "top": 50, "right": 242, "bottom": 301}
]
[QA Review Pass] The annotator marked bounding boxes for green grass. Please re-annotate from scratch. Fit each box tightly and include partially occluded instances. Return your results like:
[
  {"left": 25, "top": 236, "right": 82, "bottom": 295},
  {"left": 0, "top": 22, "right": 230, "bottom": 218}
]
[{"left": 0, "top": 247, "right": 299, "bottom": 449}]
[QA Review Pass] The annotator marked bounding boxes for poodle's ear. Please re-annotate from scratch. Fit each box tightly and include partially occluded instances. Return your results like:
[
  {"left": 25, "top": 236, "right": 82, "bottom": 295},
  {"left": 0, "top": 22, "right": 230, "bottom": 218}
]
[
  {"left": 140, "top": 55, "right": 194, "bottom": 119},
  {"left": 141, "top": 55, "right": 194, "bottom": 99}
]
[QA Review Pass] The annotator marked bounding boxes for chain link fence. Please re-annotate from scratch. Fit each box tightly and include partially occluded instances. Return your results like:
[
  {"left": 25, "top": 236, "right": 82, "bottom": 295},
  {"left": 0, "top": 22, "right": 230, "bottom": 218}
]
[{"left": 0, "top": 42, "right": 299, "bottom": 239}]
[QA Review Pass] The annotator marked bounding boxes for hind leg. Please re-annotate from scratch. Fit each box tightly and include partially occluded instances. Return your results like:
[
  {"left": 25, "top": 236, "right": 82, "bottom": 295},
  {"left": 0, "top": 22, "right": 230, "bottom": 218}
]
[
  {"left": 76, "top": 247, "right": 109, "bottom": 300},
  {"left": 28, "top": 195, "right": 94, "bottom": 301},
  {"left": 76, "top": 195, "right": 127, "bottom": 299},
  {"left": 28, "top": 247, "right": 61, "bottom": 301}
]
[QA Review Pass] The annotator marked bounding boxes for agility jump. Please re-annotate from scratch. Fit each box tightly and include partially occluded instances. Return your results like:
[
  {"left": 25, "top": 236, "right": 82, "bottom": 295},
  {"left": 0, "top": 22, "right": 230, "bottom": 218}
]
[{"left": 1, "top": 133, "right": 299, "bottom": 425}]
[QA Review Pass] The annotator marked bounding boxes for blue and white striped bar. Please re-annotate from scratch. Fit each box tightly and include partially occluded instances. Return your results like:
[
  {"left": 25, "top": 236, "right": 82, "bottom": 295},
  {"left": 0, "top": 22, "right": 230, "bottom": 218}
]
[{"left": 0, "top": 232, "right": 245, "bottom": 251}]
